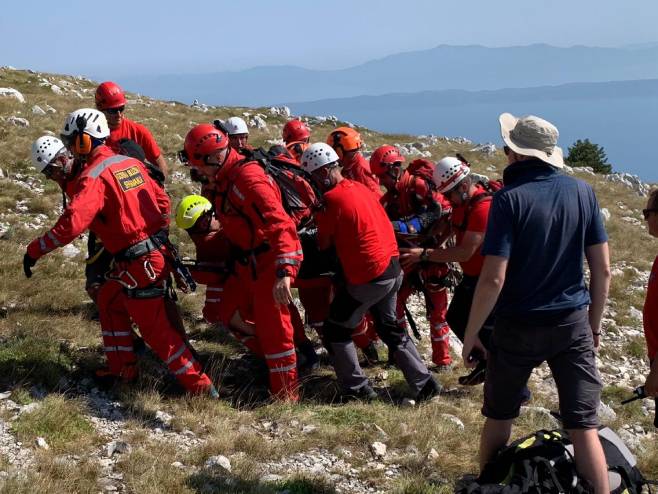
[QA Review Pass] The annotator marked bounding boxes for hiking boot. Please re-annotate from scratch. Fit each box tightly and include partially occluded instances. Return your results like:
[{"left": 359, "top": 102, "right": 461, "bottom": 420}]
[
  {"left": 340, "top": 384, "right": 378, "bottom": 403},
  {"left": 297, "top": 341, "right": 320, "bottom": 372},
  {"left": 416, "top": 377, "right": 443, "bottom": 403},
  {"left": 458, "top": 360, "right": 487, "bottom": 386},
  {"left": 361, "top": 342, "right": 380, "bottom": 366}
]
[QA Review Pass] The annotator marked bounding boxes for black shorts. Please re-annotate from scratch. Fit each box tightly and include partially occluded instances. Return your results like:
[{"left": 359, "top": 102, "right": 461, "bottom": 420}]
[{"left": 482, "top": 308, "right": 602, "bottom": 429}]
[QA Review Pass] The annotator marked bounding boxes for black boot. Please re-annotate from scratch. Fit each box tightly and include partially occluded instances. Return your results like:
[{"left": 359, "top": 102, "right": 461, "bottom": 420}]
[
  {"left": 340, "top": 384, "right": 378, "bottom": 403},
  {"left": 416, "top": 376, "right": 442, "bottom": 402}
]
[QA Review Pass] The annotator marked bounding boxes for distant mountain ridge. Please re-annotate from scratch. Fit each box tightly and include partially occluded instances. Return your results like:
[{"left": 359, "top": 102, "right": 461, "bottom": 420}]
[
  {"left": 117, "top": 44, "right": 658, "bottom": 106},
  {"left": 288, "top": 78, "right": 658, "bottom": 181}
]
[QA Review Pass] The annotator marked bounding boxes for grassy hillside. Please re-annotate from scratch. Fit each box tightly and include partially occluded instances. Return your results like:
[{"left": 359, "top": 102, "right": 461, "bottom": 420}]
[{"left": 0, "top": 67, "right": 656, "bottom": 493}]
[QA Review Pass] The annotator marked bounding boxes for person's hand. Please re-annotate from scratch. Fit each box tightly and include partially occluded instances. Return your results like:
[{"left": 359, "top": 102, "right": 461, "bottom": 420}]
[
  {"left": 592, "top": 330, "right": 601, "bottom": 352},
  {"left": 462, "top": 334, "right": 487, "bottom": 369},
  {"left": 23, "top": 253, "right": 37, "bottom": 278},
  {"left": 400, "top": 247, "right": 422, "bottom": 269},
  {"left": 645, "top": 366, "right": 658, "bottom": 398},
  {"left": 273, "top": 276, "right": 293, "bottom": 306}
]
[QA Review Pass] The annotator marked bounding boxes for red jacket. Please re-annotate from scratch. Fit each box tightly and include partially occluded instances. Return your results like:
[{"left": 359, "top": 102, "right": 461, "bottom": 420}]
[
  {"left": 341, "top": 153, "right": 381, "bottom": 197},
  {"left": 28, "top": 145, "right": 170, "bottom": 259},
  {"left": 212, "top": 149, "right": 302, "bottom": 276},
  {"left": 381, "top": 170, "right": 451, "bottom": 220},
  {"left": 315, "top": 179, "right": 398, "bottom": 285},
  {"left": 106, "top": 117, "right": 162, "bottom": 164}
]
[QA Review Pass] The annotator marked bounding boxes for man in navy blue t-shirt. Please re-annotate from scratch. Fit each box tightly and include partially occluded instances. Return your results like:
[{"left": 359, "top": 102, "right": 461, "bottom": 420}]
[{"left": 462, "top": 113, "right": 611, "bottom": 493}]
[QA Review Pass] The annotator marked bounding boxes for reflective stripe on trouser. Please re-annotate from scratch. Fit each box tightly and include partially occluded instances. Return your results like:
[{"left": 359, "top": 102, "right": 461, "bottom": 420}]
[
  {"left": 396, "top": 278, "right": 452, "bottom": 366},
  {"left": 97, "top": 283, "right": 138, "bottom": 378},
  {"left": 100, "top": 260, "right": 213, "bottom": 394},
  {"left": 239, "top": 261, "right": 298, "bottom": 401}
]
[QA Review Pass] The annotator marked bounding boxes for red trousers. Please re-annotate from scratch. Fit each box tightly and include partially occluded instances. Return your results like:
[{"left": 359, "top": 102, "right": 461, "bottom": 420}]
[
  {"left": 203, "top": 275, "right": 308, "bottom": 359},
  {"left": 98, "top": 249, "right": 213, "bottom": 393},
  {"left": 396, "top": 275, "right": 452, "bottom": 366},
  {"left": 234, "top": 257, "right": 298, "bottom": 401}
]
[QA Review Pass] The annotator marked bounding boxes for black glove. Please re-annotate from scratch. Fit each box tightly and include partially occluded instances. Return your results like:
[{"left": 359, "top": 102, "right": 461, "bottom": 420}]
[{"left": 23, "top": 253, "right": 37, "bottom": 278}]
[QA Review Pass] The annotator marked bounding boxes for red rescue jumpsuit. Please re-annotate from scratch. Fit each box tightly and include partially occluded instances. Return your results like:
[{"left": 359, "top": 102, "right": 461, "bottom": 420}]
[
  {"left": 382, "top": 167, "right": 453, "bottom": 366},
  {"left": 212, "top": 149, "right": 303, "bottom": 400},
  {"left": 188, "top": 228, "right": 310, "bottom": 357},
  {"left": 27, "top": 145, "right": 212, "bottom": 393}
]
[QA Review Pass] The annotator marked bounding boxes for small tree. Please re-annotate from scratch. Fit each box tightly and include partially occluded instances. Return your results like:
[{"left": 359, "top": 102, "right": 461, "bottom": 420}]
[{"left": 565, "top": 139, "right": 612, "bottom": 174}]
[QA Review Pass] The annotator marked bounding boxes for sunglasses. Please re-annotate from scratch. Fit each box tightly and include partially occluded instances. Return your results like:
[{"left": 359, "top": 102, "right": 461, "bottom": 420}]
[
  {"left": 643, "top": 208, "right": 658, "bottom": 220},
  {"left": 104, "top": 106, "right": 125, "bottom": 115},
  {"left": 42, "top": 163, "right": 63, "bottom": 178}
]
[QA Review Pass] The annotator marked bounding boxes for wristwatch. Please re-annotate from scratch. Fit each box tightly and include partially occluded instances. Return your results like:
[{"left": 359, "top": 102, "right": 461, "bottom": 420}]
[
  {"left": 420, "top": 248, "right": 431, "bottom": 262},
  {"left": 276, "top": 267, "right": 293, "bottom": 278}
]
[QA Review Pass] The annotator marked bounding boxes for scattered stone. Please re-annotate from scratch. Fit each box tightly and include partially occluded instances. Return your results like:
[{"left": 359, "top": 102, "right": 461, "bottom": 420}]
[
  {"left": 629, "top": 307, "right": 643, "bottom": 321},
  {"left": 35, "top": 437, "right": 49, "bottom": 450},
  {"left": 439, "top": 414, "right": 465, "bottom": 430},
  {"left": 600, "top": 208, "right": 611, "bottom": 222},
  {"left": 426, "top": 448, "right": 440, "bottom": 460},
  {"left": 50, "top": 84, "right": 64, "bottom": 95},
  {"left": 249, "top": 115, "right": 267, "bottom": 130},
  {"left": 45, "top": 104, "right": 57, "bottom": 113},
  {"left": 61, "top": 244, "right": 81, "bottom": 258},
  {"left": 301, "top": 425, "right": 317, "bottom": 434},
  {"left": 0, "top": 87, "right": 25, "bottom": 103},
  {"left": 269, "top": 106, "right": 291, "bottom": 117},
  {"left": 369, "top": 441, "right": 387, "bottom": 459},
  {"left": 598, "top": 402, "right": 617, "bottom": 423},
  {"left": 31, "top": 105, "right": 46, "bottom": 115},
  {"left": 205, "top": 455, "right": 231, "bottom": 472},
  {"left": 155, "top": 410, "right": 173, "bottom": 427},
  {"left": 470, "top": 143, "right": 497, "bottom": 155},
  {"left": 261, "top": 473, "right": 283, "bottom": 483},
  {"left": 106, "top": 440, "right": 131, "bottom": 457},
  {"left": 0, "top": 391, "right": 11, "bottom": 400},
  {"left": 605, "top": 172, "right": 651, "bottom": 197},
  {"left": 171, "top": 461, "right": 186, "bottom": 469},
  {"left": 19, "top": 402, "right": 41, "bottom": 415},
  {"left": 373, "top": 424, "right": 388, "bottom": 440},
  {"left": 8, "top": 116, "right": 30, "bottom": 127}
]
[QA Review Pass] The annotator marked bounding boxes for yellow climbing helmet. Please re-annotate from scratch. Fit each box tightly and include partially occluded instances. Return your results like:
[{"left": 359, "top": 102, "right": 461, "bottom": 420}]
[{"left": 175, "top": 194, "right": 212, "bottom": 230}]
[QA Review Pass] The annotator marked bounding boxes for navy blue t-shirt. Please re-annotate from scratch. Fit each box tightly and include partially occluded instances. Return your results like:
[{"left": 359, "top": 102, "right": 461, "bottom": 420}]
[{"left": 482, "top": 159, "right": 608, "bottom": 318}]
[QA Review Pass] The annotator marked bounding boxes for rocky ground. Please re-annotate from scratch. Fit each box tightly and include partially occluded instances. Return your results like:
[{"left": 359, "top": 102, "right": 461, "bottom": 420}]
[{"left": 1, "top": 66, "right": 658, "bottom": 493}]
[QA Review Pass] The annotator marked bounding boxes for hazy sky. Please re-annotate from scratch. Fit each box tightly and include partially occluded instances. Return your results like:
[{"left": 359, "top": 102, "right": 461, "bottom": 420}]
[{"left": 2, "top": 0, "right": 658, "bottom": 78}]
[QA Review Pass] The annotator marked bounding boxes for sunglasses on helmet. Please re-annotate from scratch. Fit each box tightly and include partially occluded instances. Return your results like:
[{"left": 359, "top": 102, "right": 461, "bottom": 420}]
[
  {"left": 643, "top": 208, "right": 658, "bottom": 220},
  {"left": 104, "top": 106, "right": 125, "bottom": 115}
]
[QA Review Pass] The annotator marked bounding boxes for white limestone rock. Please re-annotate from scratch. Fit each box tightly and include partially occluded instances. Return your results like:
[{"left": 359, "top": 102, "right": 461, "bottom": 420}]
[{"left": 0, "top": 88, "right": 25, "bottom": 103}]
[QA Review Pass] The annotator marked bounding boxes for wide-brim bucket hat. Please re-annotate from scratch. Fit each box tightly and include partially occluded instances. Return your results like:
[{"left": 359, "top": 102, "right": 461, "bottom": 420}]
[{"left": 499, "top": 113, "right": 564, "bottom": 168}]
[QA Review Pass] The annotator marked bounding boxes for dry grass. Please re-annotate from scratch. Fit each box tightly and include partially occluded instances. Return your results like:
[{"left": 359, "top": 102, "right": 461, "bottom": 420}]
[{"left": 2, "top": 66, "right": 658, "bottom": 492}]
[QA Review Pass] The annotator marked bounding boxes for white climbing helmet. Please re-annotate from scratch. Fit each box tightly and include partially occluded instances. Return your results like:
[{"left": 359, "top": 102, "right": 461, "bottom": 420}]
[
  {"left": 31, "top": 136, "right": 67, "bottom": 172},
  {"left": 223, "top": 116, "right": 249, "bottom": 135},
  {"left": 300, "top": 143, "right": 340, "bottom": 173},
  {"left": 433, "top": 156, "right": 471, "bottom": 193},
  {"left": 60, "top": 108, "right": 110, "bottom": 139}
]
